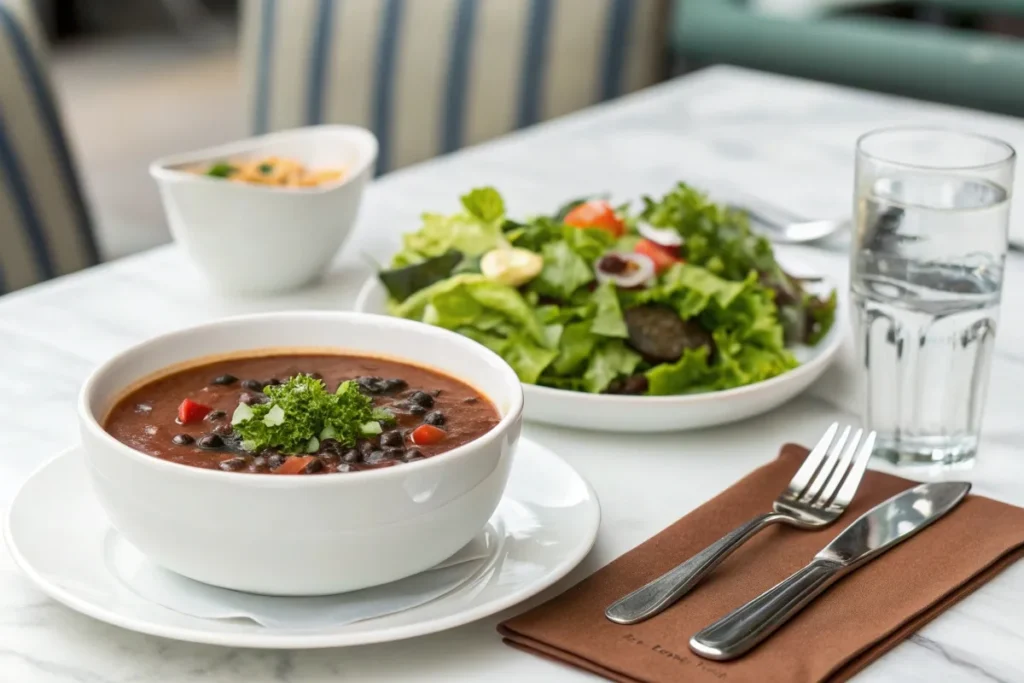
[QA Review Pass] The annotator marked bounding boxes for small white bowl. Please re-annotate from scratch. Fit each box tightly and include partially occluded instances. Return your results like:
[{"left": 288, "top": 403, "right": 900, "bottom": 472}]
[
  {"left": 78, "top": 312, "right": 523, "bottom": 596},
  {"left": 150, "top": 126, "right": 378, "bottom": 295}
]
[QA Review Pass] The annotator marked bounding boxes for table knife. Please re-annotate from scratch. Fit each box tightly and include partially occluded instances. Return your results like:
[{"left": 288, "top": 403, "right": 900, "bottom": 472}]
[{"left": 689, "top": 481, "right": 971, "bottom": 661}]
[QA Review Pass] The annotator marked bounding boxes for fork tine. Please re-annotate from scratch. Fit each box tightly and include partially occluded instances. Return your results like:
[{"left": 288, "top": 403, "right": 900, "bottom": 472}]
[
  {"left": 831, "top": 431, "right": 877, "bottom": 508},
  {"left": 816, "top": 428, "right": 863, "bottom": 506},
  {"left": 800, "top": 426, "right": 852, "bottom": 504},
  {"left": 786, "top": 422, "right": 838, "bottom": 497}
]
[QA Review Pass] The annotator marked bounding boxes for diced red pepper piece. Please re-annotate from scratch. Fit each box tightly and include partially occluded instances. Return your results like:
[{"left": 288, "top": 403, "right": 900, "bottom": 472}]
[
  {"left": 274, "top": 456, "right": 317, "bottom": 474},
  {"left": 411, "top": 424, "right": 446, "bottom": 446},
  {"left": 177, "top": 398, "right": 213, "bottom": 425}
]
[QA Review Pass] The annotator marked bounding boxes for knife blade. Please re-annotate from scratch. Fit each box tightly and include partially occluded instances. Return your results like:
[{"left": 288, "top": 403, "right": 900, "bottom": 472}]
[{"left": 689, "top": 481, "right": 971, "bottom": 661}]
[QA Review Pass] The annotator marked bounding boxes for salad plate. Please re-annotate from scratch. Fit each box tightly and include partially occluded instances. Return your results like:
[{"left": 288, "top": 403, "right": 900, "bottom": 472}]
[
  {"left": 356, "top": 184, "right": 843, "bottom": 432},
  {"left": 4, "top": 439, "right": 599, "bottom": 648}
]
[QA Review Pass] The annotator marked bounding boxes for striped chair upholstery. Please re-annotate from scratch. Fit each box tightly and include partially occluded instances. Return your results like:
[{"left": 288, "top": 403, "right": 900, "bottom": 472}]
[
  {"left": 242, "top": 0, "right": 670, "bottom": 174},
  {"left": 0, "top": 0, "right": 97, "bottom": 294}
]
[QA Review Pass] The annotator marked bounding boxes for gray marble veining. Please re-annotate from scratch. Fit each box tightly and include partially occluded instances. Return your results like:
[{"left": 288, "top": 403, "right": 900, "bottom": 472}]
[{"left": 1, "top": 66, "right": 1023, "bottom": 681}]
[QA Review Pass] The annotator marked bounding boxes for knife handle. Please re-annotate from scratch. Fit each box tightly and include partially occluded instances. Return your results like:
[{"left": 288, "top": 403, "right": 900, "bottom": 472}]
[{"left": 689, "top": 559, "right": 845, "bottom": 661}]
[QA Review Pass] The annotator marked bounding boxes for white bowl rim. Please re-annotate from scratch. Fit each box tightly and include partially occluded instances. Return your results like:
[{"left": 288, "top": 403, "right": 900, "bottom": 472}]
[
  {"left": 78, "top": 311, "right": 524, "bottom": 488},
  {"left": 353, "top": 270, "right": 844, "bottom": 406},
  {"left": 148, "top": 124, "right": 379, "bottom": 196}
]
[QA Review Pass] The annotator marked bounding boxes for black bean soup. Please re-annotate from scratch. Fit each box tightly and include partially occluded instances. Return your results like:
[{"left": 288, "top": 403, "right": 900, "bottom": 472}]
[{"left": 104, "top": 354, "right": 500, "bottom": 474}]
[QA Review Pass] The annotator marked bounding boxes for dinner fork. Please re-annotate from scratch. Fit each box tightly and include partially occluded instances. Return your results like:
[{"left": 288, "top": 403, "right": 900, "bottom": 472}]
[{"left": 605, "top": 423, "right": 876, "bottom": 625}]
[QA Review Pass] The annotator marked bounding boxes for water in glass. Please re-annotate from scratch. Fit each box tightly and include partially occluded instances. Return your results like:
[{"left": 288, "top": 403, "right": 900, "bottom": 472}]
[{"left": 852, "top": 175, "right": 1009, "bottom": 467}]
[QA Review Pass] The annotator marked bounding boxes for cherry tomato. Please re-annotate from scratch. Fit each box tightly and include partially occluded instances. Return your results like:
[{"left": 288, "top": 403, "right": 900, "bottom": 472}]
[
  {"left": 563, "top": 200, "right": 625, "bottom": 238},
  {"left": 411, "top": 424, "right": 446, "bottom": 446},
  {"left": 177, "top": 398, "right": 212, "bottom": 425},
  {"left": 634, "top": 239, "right": 683, "bottom": 274}
]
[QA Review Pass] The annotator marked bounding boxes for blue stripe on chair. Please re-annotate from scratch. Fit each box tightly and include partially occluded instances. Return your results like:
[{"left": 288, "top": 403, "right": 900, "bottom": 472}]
[
  {"left": 517, "top": 0, "right": 552, "bottom": 129},
  {"left": 0, "top": 5, "right": 98, "bottom": 266},
  {"left": 373, "top": 0, "right": 404, "bottom": 175},
  {"left": 0, "top": 110, "right": 54, "bottom": 280},
  {"left": 600, "top": 0, "right": 632, "bottom": 101},
  {"left": 306, "top": 0, "right": 336, "bottom": 125},
  {"left": 442, "top": 0, "right": 476, "bottom": 153},
  {"left": 253, "top": 0, "right": 277, "bottom": 134}
]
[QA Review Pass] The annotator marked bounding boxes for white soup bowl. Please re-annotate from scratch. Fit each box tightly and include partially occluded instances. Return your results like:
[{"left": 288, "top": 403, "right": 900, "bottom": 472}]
[{"left": 78, "top": 312, "right": 523, "bottom": 596}]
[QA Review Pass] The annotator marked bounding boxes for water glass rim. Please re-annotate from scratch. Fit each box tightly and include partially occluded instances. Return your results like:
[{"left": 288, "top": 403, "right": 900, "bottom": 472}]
[{"left": 857, "top": 126, "right": 1016, "bottom": 172}]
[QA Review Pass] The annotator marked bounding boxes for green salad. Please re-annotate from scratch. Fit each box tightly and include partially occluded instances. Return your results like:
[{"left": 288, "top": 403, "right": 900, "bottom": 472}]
[{"left": 376, "top": 183, "right": 836, "bottom": 396}]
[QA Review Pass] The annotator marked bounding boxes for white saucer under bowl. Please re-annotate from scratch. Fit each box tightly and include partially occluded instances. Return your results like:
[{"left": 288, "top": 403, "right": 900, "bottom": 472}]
[{"left": 4, "top": 439, "right": 599, "bottom": 648}]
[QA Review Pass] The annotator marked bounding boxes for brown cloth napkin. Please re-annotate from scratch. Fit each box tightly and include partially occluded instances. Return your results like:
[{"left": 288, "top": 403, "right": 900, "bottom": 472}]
[{"left": 499, "top": 444, "right": 1024, "bottom": 683}]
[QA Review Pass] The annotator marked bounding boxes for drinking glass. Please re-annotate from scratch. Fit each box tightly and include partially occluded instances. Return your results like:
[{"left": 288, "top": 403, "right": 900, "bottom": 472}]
[{"left": 851, "top": 127, "right": 1015, "bottom": 469}]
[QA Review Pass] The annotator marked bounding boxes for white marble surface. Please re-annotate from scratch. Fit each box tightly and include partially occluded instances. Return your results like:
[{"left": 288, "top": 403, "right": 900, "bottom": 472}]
[{"left": 2, "top": 66, "right": 1023, "bottom": 682}]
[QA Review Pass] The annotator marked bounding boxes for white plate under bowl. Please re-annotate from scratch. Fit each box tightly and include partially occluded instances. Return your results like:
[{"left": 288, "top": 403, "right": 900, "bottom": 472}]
[
  {"left": 354, "top": 258, "right": 843, "bottom": 432},
  {"left": 4, "top": 439, "right": 599, "bottom": 649}
]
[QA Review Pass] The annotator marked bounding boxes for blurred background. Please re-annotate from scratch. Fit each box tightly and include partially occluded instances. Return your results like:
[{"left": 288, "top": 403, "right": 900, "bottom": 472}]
[{"left": 2, "top": 0, "right": 1023, "bottom": 288}]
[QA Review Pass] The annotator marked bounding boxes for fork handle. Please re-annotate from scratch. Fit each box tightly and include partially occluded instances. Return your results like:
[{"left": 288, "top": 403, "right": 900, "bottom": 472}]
[
  {"left": 689, "top": 559, "right": 845, "bottom": 660},
  {"left": 604, "top": 512, "right": 786, "bottom": 625}
]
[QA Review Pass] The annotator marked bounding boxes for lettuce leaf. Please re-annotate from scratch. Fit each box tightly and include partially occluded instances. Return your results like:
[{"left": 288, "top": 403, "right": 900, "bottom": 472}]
[
  {"left": 641, "top": 183, "right": 776, "bottom": 281},
  {"left": 391, "top": 187, "right": 506, "bottom": 266},
  {"left": 456, "top": 327, "right": 558, "bottom": 384},
  {"left": 583, "top": 340, "right": 642, "bottom": 393},
  {"left": 646, "top": 347, "right": 715, "bottom": 395},
  {"left": 531, "top": 241, "right": 594, "bottom": 300},
  {"left": 550, "top": 321, "right": 599, "bottom": 376},
  {"left": 590, "top": 281, "right": 628, "bottom": 338},
  {"left": 390, "top": 274, "right": 549, "bottom": 347}
]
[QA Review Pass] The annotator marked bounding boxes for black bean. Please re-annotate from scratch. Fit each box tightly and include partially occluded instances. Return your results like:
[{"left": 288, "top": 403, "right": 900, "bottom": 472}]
[
  {"left": 409, "top": 403, "right": 427, "bottom": 416},
  {"left": 241, "top": 379, "right": 264, "bottom": 391},
  {"left": 364, "top": 450, "right": 387, "bottom": 465},
  {"left": 384, "top": 446, "right": 405, "bottom": 459},
  {"left": 334, "top": 463, "right": 353, "bottom": 473},
  {"left": 342, "top": 449, "right": 360, "bottom": 464},
  {"left": 206, "top": 410, "right": 226, "bottom": 421},
  {"left": 319, "top": 438, "right": 342, "bottom": 454},
  {"left": 211, "top": 374, "right": 238, "bottom": 386},
  {"left": 239, "top": 392, "right": 266, "bottom": 406},
  {"left": 381, "top": 378, "right": 407, "bottom": 393},
  {"left": 356, "top": 376, "right": 385, "bottom": 394},
  {"left": 267, "top": 454, "right": 285, "bottom": 469},
  {"left": 219, "top": 457, "right": 247, "bottom": 471},
  {"left": 265, "top": 378, "right": 282, "bottom": 386},
  {"left": 380, "top": 430, "right": 404, "bottom": 448},
  {"left": 424, "top": 410, "right": 446, "bottom": 426},
  {"left": 198, "top": 434, "right": 224, "bottom": 450},
  {"left": 402, "top": 448, "right": 424, "bottom": 462},
  {"left": 463, "top": 396, "right": 478, "bottom": 404},
  {"left": 212, "top": 423, "right": 234, "bottom": 437},
  {"left": 172, "top": 433, "right": 194, "bottom": 446},
  {"left": 252, "top": 456, "right": 267, "bottom": 468},
  {"left": 308, "top": 372, "right": 323, "bottom": 381},
  {"left": 408, "top": 391, "right": 434, "bottom": 408},
  {"left": 303, "top": 457, "right": 324, "bottom": 474},
  {"left": 357, "top": 440, "right": 375, "bottom": 456}
]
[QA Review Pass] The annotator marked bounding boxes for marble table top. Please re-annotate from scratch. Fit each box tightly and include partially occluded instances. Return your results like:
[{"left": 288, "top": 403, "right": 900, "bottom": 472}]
[{"left": 2, "top": 66, "right": 1022, "bottom": 682}]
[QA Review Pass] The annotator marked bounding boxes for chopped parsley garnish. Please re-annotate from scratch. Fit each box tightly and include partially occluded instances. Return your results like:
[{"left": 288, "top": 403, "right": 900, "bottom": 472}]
[
  {"left": 258, "top": 162, "right": 274, "bottom": 175},
  {"left": 206, "top": 162, "right": 236, "bottom": 178},
  {"left": 231, "top": 374, "right": 394, "bottom": 453}
]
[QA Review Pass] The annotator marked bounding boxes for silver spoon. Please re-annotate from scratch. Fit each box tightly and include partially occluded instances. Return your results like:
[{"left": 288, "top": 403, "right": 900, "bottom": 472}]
[{"left": 729, "top": 203, "right": 848, "bottom": 245}]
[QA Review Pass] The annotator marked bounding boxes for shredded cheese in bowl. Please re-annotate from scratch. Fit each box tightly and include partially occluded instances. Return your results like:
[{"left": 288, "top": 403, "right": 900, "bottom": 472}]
[{"left": 197, "top": 156, "right": 345, "bottom": 188}]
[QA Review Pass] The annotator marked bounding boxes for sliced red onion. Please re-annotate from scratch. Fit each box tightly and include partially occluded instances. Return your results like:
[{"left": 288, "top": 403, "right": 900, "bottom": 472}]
[
  {"left": 595, "top": 252, "right": 656, "bottom": 289},
  {"left": 637, "top": 220, "right": 683, "bottom": 247}
]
